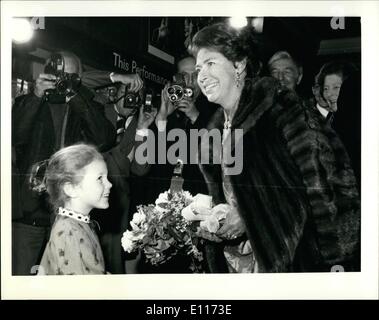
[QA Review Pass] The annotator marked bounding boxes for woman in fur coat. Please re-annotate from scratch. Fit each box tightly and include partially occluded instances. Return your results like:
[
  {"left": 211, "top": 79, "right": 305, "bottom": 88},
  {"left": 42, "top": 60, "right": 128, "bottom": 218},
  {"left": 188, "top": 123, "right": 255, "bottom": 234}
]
[{"left": 191, "top": 23, "right": 360, "bottom": 273}]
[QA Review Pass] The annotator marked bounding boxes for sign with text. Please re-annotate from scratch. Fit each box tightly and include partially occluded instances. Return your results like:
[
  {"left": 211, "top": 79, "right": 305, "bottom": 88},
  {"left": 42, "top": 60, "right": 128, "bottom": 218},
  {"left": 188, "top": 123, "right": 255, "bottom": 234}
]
[{"left": 112, "top": 51, "right": 169, "bottom": 86}]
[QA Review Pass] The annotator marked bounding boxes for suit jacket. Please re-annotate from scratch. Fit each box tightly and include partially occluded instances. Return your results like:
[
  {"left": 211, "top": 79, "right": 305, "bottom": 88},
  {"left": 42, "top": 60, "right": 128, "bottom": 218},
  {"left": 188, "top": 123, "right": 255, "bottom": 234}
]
[
  {"left": 81, "top": 70, "right": 114, "bottom": 89},
  {"left": 94, "top": 105, "right": 150, "bottom": 233},
  {"left": 334, "top": 73, "right": 361, "bottom": 190}
]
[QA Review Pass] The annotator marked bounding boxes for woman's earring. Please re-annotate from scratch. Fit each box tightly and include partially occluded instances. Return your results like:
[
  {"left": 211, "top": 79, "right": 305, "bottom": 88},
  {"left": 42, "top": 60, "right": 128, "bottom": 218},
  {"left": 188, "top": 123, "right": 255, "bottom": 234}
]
[{"left": 235, "top": 72, "right": 241, "bottom": 88}]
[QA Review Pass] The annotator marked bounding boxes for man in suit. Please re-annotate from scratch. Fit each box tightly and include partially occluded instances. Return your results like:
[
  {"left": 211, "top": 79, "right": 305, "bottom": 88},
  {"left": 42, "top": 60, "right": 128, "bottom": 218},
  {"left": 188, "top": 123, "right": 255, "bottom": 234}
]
[
  {"left": 303, "top": 74, "right": 334, "bottom": 124},
  {"left": 93, "top": 83, "right": 157, "bottom": 273}
]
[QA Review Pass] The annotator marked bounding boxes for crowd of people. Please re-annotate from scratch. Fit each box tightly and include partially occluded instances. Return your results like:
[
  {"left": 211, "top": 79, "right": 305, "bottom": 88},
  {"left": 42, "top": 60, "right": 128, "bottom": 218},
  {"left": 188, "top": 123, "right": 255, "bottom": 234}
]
[{"left": 11, "top": 21, "right": 361, "bottom": 275}]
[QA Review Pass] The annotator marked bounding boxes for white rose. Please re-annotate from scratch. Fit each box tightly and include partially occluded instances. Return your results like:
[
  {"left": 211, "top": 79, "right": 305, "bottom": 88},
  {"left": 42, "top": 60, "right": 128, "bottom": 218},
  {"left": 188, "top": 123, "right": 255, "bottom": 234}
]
[
  {"left": 182, "top": 204, "right": 195, "bottom": 221},
  {"left": 192, "top": 194, "right": 212, "bottom": 209},
  {"left": 133, "top": 230, "right": 146, "bottom": 241},
  {"left": 121, "top": 231, "right": 137, "bottom": 252},
  {"left": 130, "top": 221, "right": 139, "bottom": 231},
  {"left": 131, "top": 210, "right": 146, "bottom": 226},
  {"left": 155, "top": 205, "right": 168, "bottom": 214},
  {"left": 182, "top": 191, "right": 194, "bottom": 204},
  {"left": 155, "top": 191, "right": 169, "bottom": 205},
  {"left": 155, "top": 191, "right": 170, "bottom": 213}
]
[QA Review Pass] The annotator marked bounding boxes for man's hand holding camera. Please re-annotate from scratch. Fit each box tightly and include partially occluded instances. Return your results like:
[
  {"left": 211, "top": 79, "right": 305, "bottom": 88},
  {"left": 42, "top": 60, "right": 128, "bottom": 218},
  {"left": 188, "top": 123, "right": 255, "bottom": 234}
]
[
  {"left": 156, "top": 77, "right": 200, "bottom": 125},
  {"left": 156, "top": 83, "right": 178, "bottom": 121},
  {"left": 136, "top": 103, "right": 158, "bottom": 134},
  {"left": 35, "top": 72, "right": 80, "bottom": 103},
  {"left": 34, "top": 74, "right": 58, "bottom": 98},
  {"left": 155, "top": 81, "right": 199, "bottom": 127},
  {"left": 111, "top": 73, "right": 143, "bottom": 92}
]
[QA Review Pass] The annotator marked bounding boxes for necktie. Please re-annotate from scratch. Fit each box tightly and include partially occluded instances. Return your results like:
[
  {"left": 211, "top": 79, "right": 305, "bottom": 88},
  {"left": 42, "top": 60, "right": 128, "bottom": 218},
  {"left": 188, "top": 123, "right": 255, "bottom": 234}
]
[{"left": 326, "top": 112, "right": 334, "bottom": 124}]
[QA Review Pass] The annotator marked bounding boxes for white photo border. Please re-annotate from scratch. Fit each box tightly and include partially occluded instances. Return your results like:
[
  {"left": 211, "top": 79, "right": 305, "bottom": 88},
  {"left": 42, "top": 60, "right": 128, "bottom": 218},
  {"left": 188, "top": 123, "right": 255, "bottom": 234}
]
[{"left": 1, "top": 0, "right": 378, "bottom": 300}]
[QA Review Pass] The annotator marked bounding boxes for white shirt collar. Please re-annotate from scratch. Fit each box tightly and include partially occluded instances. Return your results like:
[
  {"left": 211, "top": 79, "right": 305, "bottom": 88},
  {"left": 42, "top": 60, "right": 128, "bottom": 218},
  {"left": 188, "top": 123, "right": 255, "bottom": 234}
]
[
  {"left": 316, "top": 103, "right": 330, "bottom": 118},
  {"left": 114, "top": 105, "right": 134, "bottom": 129}
]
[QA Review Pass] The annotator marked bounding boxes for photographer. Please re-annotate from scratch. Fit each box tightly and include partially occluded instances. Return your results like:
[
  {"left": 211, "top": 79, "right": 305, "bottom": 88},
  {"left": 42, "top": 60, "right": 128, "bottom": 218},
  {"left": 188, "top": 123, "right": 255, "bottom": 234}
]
[
  {"left": 156, "top": 55, "right": 218, "bottom": 131},
  {"left": 153, "top": 55, "right": 219, "bottom": 197},
  {"left": 12, "top": 51, "right": 116, "bottom": 275},
  {"left": 92, "top": 83, "right": 157, "bottom": 273}
]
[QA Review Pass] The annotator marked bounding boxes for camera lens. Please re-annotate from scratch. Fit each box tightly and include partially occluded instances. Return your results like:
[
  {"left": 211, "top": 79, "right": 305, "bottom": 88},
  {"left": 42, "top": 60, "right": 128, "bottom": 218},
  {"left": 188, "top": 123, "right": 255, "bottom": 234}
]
[
  {"left": 109, "top": 88, "right": 117, "bottom": 96},
  {"left": 175, "top": 91, "right": 184, "bottom": 101},
  {"left": 123, "top": 92, "right": 141, "bottom": 109},
  {"left": 167, "top": 87, "right": 175, "bottom": 94},
  {"left": 126, "top": 94, "right": 135, "bottom": 104},
  {"left": 184, "top": 88, "right": 193, "bottom": 97},
  {"left": 167, "top": 85, "right": 186, "bottom": 103},
  {"left": 169, "top": 95, "right": 178, "bottom": 102}
]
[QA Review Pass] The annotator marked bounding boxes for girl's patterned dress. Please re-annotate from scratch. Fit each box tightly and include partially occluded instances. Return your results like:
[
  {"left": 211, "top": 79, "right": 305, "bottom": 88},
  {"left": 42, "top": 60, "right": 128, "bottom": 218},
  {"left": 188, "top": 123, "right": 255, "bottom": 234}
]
[{"left": 38, "top": 208, "right": 105, "bottom": 275}]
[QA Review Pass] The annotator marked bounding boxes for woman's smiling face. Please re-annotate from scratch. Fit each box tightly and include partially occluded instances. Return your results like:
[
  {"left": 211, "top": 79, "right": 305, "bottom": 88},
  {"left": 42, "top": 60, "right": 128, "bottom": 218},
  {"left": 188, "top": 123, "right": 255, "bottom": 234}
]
[
  {"left": 323, "top": 73, "right": 343, "bottom": 112},
  {"left": 196, "top": 48, "right": 238, "bottom": 108}
]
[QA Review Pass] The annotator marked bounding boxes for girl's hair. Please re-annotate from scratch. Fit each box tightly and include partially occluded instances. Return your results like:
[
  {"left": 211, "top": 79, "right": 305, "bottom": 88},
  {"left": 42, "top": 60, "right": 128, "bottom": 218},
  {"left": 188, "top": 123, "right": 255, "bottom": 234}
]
[
  {"left": 190, "top": 22, "right": 263, "bottom": 79},
  {"left": 41, "top": 144, "right": 104, "bottom": 208}
]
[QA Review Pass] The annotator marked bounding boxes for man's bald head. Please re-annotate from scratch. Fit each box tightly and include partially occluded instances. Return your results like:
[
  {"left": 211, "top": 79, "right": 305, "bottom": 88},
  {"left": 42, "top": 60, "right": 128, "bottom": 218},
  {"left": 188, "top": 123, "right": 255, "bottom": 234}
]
[{"left": 54, "top": 51, "right": 83, "bottom": 75}]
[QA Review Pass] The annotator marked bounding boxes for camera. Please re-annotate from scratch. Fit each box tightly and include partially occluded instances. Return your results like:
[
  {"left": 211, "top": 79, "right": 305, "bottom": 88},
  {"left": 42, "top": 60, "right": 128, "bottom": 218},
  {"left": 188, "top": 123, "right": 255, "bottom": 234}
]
[
  {"left": 143, "top": 90, "right": 154, "bottom": 113},
  {"left": 123, "top": 91, "right": 142, "bottom": 109},
  {"left": 43, "top": 53, "right": 81, "bottom": 103},
  {"left": 122, "top": 88, "right": 158, "bottom": 113},
  {"left": 97, "top": 84, "right": 158, "bottom": 113},
  {"left": 166, "top": 73, "right": 194, "bottom": 103}
]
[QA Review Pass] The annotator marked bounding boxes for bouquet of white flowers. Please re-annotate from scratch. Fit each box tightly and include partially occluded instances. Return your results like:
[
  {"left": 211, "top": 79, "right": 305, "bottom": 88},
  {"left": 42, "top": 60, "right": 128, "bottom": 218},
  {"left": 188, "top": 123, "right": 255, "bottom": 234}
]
[
  {"left": 121, "top": 190, "right": 202, "bottom": 271},
  {"left": 121, "top": 188, "right": 228, "bottom": 272}
]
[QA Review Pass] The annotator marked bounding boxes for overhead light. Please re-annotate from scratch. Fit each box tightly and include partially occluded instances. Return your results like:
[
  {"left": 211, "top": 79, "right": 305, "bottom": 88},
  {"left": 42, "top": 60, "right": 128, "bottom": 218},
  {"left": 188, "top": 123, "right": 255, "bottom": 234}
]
[
  {"left": 229, "top": 16, "right": 248, "bottom": 29},
  {"left": 12, "top": 18, "right": 34, "bottom": 43}
]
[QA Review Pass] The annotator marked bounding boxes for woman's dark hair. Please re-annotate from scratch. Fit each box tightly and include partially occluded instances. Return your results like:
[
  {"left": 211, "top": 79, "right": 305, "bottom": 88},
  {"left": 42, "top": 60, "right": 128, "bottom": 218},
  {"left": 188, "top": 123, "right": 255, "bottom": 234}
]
[
  {"left": 316, "top": 60, "right": 357, "bottom": 95},
  {"left": 190, "top": 22, "right": 262, "bottom": 79}
]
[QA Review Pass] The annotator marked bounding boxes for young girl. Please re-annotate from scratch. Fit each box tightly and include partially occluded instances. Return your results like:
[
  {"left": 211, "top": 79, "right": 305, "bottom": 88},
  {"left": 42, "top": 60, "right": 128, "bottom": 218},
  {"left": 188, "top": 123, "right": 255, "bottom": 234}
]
[{"left": 37, "top": 144, "right": 112, "bottom": 275}]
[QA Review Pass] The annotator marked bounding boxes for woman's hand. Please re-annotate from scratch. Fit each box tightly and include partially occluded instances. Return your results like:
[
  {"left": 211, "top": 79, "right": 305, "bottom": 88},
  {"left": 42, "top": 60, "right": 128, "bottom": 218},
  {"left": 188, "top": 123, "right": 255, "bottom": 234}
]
[
  {"left": 195, "top": 227, "right": 223, "bottom": 243},
  {"left": 216, "top": 207, "right": 245, "bottom": 240}
]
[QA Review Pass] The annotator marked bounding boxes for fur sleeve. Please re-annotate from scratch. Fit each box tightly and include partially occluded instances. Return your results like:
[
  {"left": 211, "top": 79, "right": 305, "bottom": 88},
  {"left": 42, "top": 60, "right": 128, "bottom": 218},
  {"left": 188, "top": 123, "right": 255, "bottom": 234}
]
[{"left": 276, "top": 95, "right": 360, "bottom": 269}]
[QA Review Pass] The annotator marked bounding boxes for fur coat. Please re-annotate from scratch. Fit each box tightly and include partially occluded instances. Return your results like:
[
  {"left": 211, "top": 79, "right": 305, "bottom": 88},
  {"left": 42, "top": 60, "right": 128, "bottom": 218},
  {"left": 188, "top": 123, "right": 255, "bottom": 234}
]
[{"left": 199, "top": 77, "right": 360, "bottom": 273}]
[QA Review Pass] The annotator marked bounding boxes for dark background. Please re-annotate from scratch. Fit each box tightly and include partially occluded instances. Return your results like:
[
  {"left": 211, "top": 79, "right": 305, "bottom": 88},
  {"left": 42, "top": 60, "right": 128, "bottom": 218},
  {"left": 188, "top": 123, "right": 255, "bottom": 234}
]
[{"left": 12, "top": 16, "right": 361, "bottom": 99}]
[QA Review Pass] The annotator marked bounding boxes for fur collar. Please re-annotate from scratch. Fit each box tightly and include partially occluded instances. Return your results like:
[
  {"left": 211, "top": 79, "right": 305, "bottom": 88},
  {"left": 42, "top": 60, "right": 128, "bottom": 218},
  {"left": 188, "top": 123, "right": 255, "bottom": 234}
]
[
  {"left": 205, "top": 76, "right": 300, "bottom": 133},
  {"left": 199, "top": 76, "right": 301, "bottom": 184}
]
